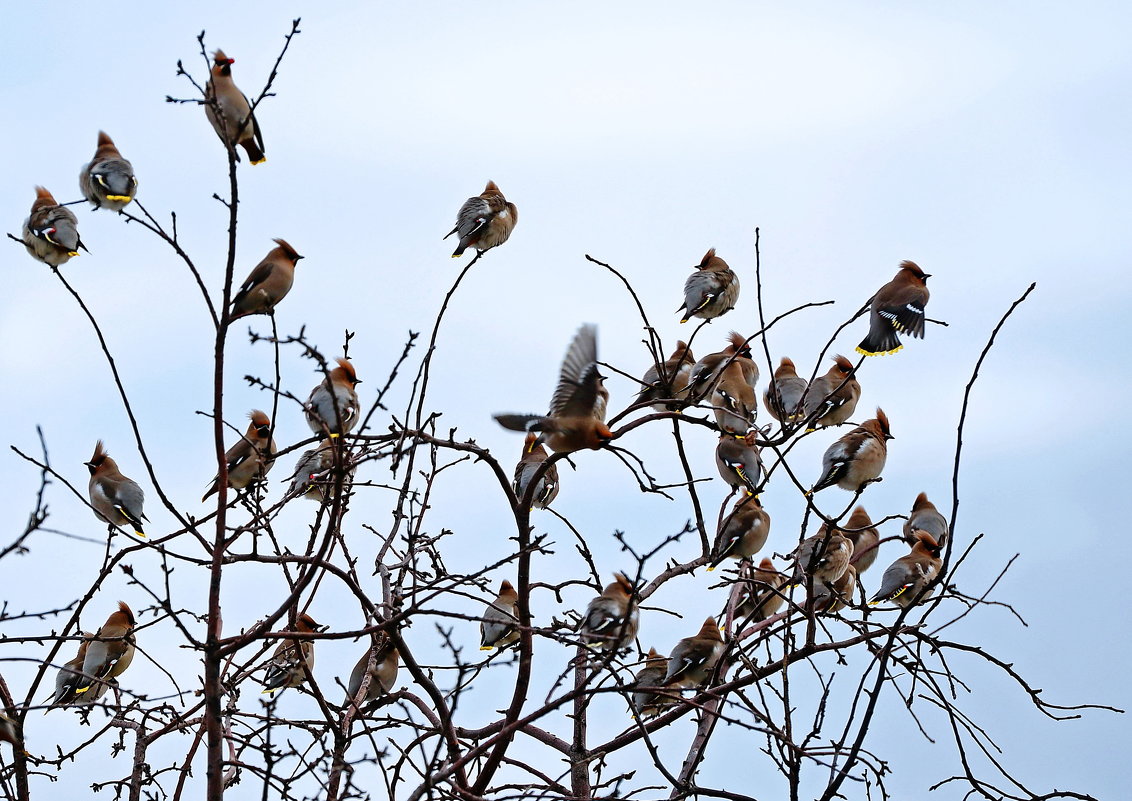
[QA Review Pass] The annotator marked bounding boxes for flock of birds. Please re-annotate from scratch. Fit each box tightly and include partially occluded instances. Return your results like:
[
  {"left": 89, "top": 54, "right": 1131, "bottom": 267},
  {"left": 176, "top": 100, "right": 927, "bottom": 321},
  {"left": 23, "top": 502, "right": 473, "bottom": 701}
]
[{"left": 4, "top": 46, "right": 946, "bottom": 748}]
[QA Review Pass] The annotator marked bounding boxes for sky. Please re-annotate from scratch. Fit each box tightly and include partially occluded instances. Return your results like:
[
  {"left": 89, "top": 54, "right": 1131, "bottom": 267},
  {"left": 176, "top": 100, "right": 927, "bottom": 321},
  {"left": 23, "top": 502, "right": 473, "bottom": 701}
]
[{"left": 1, "top": 1, "right": 1129, "bottom": 799}]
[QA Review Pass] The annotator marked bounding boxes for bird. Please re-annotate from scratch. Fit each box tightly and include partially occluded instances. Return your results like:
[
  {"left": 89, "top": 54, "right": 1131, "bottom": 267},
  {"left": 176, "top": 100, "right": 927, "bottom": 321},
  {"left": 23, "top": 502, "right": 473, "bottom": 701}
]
[
  {"left": 663, "top": 617, "right": 725, "bottom": 690},
  {"left": 79, "top": 132, "right": 138, "bottom": 211},
  {"left": 843, "top": 506, "right": 881, "bottom": 575},
  {"left": 346, "top": 637, "right": 400, "bottom": 705},
  {"left": 763, "top": 357, "right": 807, "bottom": 423},
  {"left": 903, "top": 492, "right": 949, "bottom": 549},
  {"left": 810, "top": 564, "right": 858, "bottom": 614},
  {"left": 284, "top": 438, "right": 355, "bottom": 503},
  {"left": 445, "top": 181, "right": 517, "bottom": 257},
  {"left": 579, "top": 573, "right": 639, "bottom": 651},
  {"left": 709, "top": 495, "right": 771, "bottom": 570},
  {"left": 74, "top": 603, "right": 135, "bottom": 698},
  {"left": 46, "top": 634, "right": 103, "bottom": 710},
  {"left": 869, "top": 531, "right": 943, "bottom": 608},
  {"left": 86, "top": 441, "right": 147, "bottom": 538},
  {"left": 677, "top": 248, "right": 739, "bottom": 323},
  {"left": 715, "top": 432, "right": 762, "bottom": 496},
  {"left": 480, "top": 580, "right": 521, "bottom": 651},
  {"left": 636, "top": 341, "right": 695, "bottom": 412},
  {"left": 205, "top": 49, "right": 265, "bottom": 164},
  {"left": 494, "top": 324, "right": 613, "bottom": 454},
  {"left": 687, "top": 332, "right": 756, "bottom": 401},
  {"left": 734, "top": 558, "right": 788, "bottom": 623},
  {"left": 801, "top": 355, "right": 861, "bottom": 430},
  {"left": 22, "top": 187, "right": 85, "bottom": 267},
  {"left": 229, "top": 239, "right": 303, "bottom": 320},
  {"left": 512, "top": 434, "right": 560, "bottom": 510},
  {"left": 262, "top": 613, "right": 324, "bottom": 694},
  {"left": 305, "top": 358, "right": 362, "bottom": 437},
  {"left": 202, "top": 410, "right": 277, "bottom": 502},
  {"left": 857, "top": 261, "right": 931, "bottom": 356},
  {"left": 789, "top": 527, "right": 853, "bottom": 589},
  {"left": 808, "top": 409, "right": 892, "bottom": 494},
  {"left": 0, "top": 713, "right": 19, "bottom": 750},
  {"left": 631, "top": 648, "right": 672, "bottom": 719},
  {"left": 711, "top": 361, "right": 758, "bottom": 435}
]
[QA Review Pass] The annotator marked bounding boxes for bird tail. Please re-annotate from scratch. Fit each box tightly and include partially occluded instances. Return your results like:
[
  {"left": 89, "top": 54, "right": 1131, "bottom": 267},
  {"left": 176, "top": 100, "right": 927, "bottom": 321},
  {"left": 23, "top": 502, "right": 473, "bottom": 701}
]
[
  {"left": 856, "top": 326, "right": 903, "bottom": 357},
  {"left": 242, "top": 141, "right": 266, "bottom": 165}
]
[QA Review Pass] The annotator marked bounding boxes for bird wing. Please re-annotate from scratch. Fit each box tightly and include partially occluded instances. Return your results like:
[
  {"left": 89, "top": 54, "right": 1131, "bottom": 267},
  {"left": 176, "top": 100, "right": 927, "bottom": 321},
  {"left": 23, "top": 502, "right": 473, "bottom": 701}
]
[
  {"left": 449, "top": 196, "right": 493, "bottom": 241},
  {"left": 549, "top": 325, "right": 601, "bottom": 418},
  {"left": 235, "top": 261, "right": 274, "bottom": 298},
  {"left": 875, "top": 285, "right": 928, "bottom": 338}
]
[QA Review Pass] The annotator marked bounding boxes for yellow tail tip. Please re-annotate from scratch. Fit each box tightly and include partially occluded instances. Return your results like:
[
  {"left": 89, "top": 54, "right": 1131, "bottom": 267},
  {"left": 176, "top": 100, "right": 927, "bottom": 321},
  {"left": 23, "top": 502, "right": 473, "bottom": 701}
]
[
  {"left": 106, "top": 195, "right": 133, "bottom": 203},
  {"left": 67, "top": 251, "right": 80, "bottom": 257},
  {"left": 134, "top": 531, "right": 147, "bottom": 538},
  {"left": 329, "top": 433, "right": 340, "bottom": 439},
  {"left": 73, "top": 686, "right": 90, "bottom": 695},
  {"left": 251, "top": 158, "right": 267, "bottom": 165},
  {"left": 479, "top": 646, "right": 494, "bottom": 651},
  {"left": 261, "top": 688, "right": 276, "bottom": 695},
  {"left": 706, "top": 566, "right": 716, "bottom": 573}
]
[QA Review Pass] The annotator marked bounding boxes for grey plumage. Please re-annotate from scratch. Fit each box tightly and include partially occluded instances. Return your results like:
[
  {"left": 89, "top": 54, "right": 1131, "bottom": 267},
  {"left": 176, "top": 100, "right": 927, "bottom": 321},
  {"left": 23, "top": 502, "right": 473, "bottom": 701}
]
[
  {"left": 480, "top": 581, "right": 521, "bottom": 650},
  {"left": 579, "top": 573, "right": 638, "bottom": 651},
  {"left": 631, "top": 648, "right": 672, "bottom": 719},
  {"left": 285, "top": 439, "right": 355, "bottom": 502},
  {"left": 677, "top": 248, "right": 739, "bottom": 323},
  {"left": 346, "top": 639, "right": 399, "bottom": 704},
  {"left": 205, "top": 49, "right": 265, "bottom": 164},
  {"left": 22, "top": 187, "right": 84, "bottom": 266},
  {"left": 305, "top": 358, "right": 362, "bottom": 437},
  {"left": 445, "top": 180, "right": 517, "bottom": 257},
  {"left": 715, "top": 434, "right": 762, "bottom": 495},
  {"left": 809, "top": 410, "right": 892, "bottom": 494},
  {"left": 904, "top": 492, "right": 949, "bottom": 549},
  {"left": 763, "top": 357, "right": 808, "bottom": 423},
  {"left": 85, "top": 441, "right": 147, "bottom": 537},
  {"left": 869, "top": 532, "right": 943, "bottom": 607},
  {"left": 79, "top": 132, "right": 137, "bottom": 211}
]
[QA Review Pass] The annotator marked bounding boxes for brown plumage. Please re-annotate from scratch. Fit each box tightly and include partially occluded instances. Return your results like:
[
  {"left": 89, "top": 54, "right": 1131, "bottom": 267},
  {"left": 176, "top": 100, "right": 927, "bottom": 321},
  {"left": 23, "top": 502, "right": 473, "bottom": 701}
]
[
  {"left": 709, "top": 495, "right": 771, "bottom": 569},
  {"left": 663, "top": 617, "right": 725, "bottom": 690},
  {"left": 637, "top": 341, "right": 695, "bottom": 412},
  {"left": 677, "top": 248, "right": 740, "bottom": 323},
  {"left": 579, "top": 573, "right": 638, "bottom": 651},
  {"left": 262, "top": 613, "right": 323, "bottom": 693},
  {"left": 205, "top": 49, "right": 266, "bottom": 164},
  {"left": 857, "top": 261, "right": 931, "bottom": 356},
  {"left": 284, "top": 438, "right": 355, "bottom": 502},
  {"left": 0, "top": 713, "right": 20, "bottom": 750},
  {"left": 735, "top": 558, "right": 788, "bottom": 623},
  {"left": 79, "top": 131, "right": 137, "bottom": 210},
  {"left": 480, "top": 580, "right": 521, "bottom": 651},
  {"left": 75, "top": 602, "right": 135, "bottom": 697},
  {"left": 790, "top": 527, "right": 853, "bottom": 588},
  {"left": 86, "top": 441, "right": 147, "bottom": 538},
  {"left": 715, "top": 432, "right": 762, "bottom": 496},
  {"left": 513, "top": 434, "right": 559, "bottom": 509},
  {"left": 810, "top": 564, "right": 858, "bottom": 614},
  {"left": 631, "top": 648, "right": 673, "bottom": 719},
  {"left": 809, "top": 409, "right": 892, "bottom": 494},
  {"left": 305, "top": 358, "right": 362, "bottom": 437},
  {"left": 202, "top": 410, "right": 277, "bottom": 502},
  {"left": 903, "top": 492, "right": 949, "bottom": 549},
  {"left": 445, "top": 180, "right": 517, "bottom": 257},
  {"left": 870, "top": 531, "right": 943, "bottom": 607},
  {"left": 47, "top": 634, "right": 98, "bottom": 710},
  {"left": 230, "top": 239, "right": 303, "bottom": 319},
  {"left": 712, "top": 361, "right": 758, "bottom": 435},
  {"left": 346, "top": 637, "right": 399, "bottom": 705},
  {"left": 22, "top": 186, "right": 85, "bottom": 266},
  {"left": 802, "top": 355, "right": 861, "bottom": 430},
  {"left": 763, "top": 357, "right": 807, "bottom": 423},
  {"left": 687, "top": 332, "right": 756, "bottom": 401},
  {"left": 843, "top": 506, "right": 882, "bottom": 574}
]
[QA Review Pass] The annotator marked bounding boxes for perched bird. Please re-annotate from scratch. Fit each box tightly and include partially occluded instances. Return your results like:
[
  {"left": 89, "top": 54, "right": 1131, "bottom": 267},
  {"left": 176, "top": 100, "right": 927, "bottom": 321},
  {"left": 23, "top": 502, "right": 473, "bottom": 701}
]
[
  {"left": 205, "top": 49, "right": 265, "bottom": 164},
  {"left": 79, "top": 132, "right": 138, "bottom": 211},
  {"left": 663, "top": 617, "right": 725, "bottom": 690},
  {"left": 735, "top": 558, "right": 788, "bottom": 623},
  {"left": 715, "top": 432, "right": 762, "bottom": 496},
  {"left": 46, "top": 634, "right": 103, "bottom": 710},
  {"left": 0, "top": 713, "right": 19, "bottom": 750},
  {"left": 86, "top": 441, "right": 147, "bottom": 538},
  {"left": 687, "top": 332, "right": 756, "bottom": 401},
  {"left": 903, "top": 492, "right": 949, "bottom": 549},
  {"left": 711, "top": 361, "right": 758, "bottom": 435},
  {"left": 262, "top": 613, "right": 324, "bottom": 694},
  {"left": 709, "top": 495, "right": 771, "bottom": 570},
  {"left": 636, "top": 341, "right": 695, "bottom": 412},
  {"left": 513, "top": 434, "right": 559, "bottom": 510},
  {"left": 843, "top": 506, "right": 881, "bottom": 575},
  {"left": 202, "top": 410, "right": 277, "bottom": 502},
  {"left": 763, "top": 357, "right": 807, "bottom": 423},
  {"left": 870, "top": 531, "right": 943, "bottom": 608},
  {"left": 305, "top": 358, "right": 362, "bottom": 437},
  {"left": 579, "top": 573, "right": 639, "bottom": 651},
  {"left": 789, "top": 527, "right": 853, "bottom": 588},
  {"left": 801, "top": 355, "right": 861, "bottom": 430},
  {"left": 445, "top": 180, "right": 517, "bottom": 257},
  {"left": 631, "top": 648, "right": 672, "bottom": 719},
  {"left": 480, "top": 580, "right": 521, "bottom": 651},
  {"left": 229, "top": 239, "right": 303, "bottom": 320},
  {"left": 284, "top": 438, "right": 355, "bottom": 502},
  {"left": 677, "top": 248, "right": 739, "bottom": 323},
  {"left": 22, "top": 187, "right": 85, "bottom": 266},
  {"left": 808, "top": 409, "right": 892, "bottom": 494},
  {"left": 74, "top": 603, "right": 135, "bottom": 698},
  {"left": 810, "top": 564, "right": 858, "bottom": 614},
  {"left": 494, "top": 325, "right": 613, "bottom": 454},
  {"left": 857, "top": 261, "right": 931, "bottom": 356},
  {"left": 346, "top": 637, "right": 400, "bottom": 705}
]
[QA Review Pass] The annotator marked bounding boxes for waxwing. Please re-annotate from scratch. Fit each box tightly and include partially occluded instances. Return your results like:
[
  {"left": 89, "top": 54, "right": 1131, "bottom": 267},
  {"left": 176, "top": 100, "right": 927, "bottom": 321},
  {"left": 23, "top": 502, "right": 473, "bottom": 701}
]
[
  {"left": 579, "top": 573, "right": 639, "bottom": 651},
  {"left": 0, "top": 713, "right": 19, "bottom": 750},
  {"left": 869, "top": 531, "right": 943, "bottom": 608},
  {"left": 46, "top": 633, "right": 104, "bottom": 710},
  {"left": 346, "top": 637, "right": 400, "bottom": 705},
  {"left": 715, "top": 432, "right": 762, "bottom": 496},
  {"left": 811, "top": 564, "right": 858, "bottom": 614},
  {"left": 663, "top": 617, "right": 725, "bottom": 690},
  {"left": 513, "top": 434, "right": 560, "bottom": 510},
  {"left": 494, "top": 325, "right": 614, "bottom": 454},
  {"left": 205, "top": 49, "right": 265, "bottom": 164},
  {"left": 637, "top": 341, "right": 695, "bottom": 412},
  {"left": 677, "top": 248, "right": 739, "bottom": 323},
  {"left": 904, "top": 492, "right": 949, "bottom": 549},
  {"left": 305, "top": 358, "right": 362, "bottom": 437},
  {"left": 709, "top": 495, "right": 771, "bottom": 570},
  {"left": 86, "top": 442, "right": 147, "bottom": 538},
  {"left": 74, "top": 603, "right": 135, "bottom": 698},
  {"left": 284, "top": 438, "right": 355, "bottom": 503},
  {"left": 843, "top": 506, "right": 881, "bottom": 574},
  {"left": 202, "top": 410, "right": 277, "bottom": 502},
  {"left": 712, "top": 361, "right": 758, "bottom": 435},
  {"left": 735, "top": 558, "right": 788, "bottom": 623},
  {"left": 79, "top": 132, "right": 138, "bottom": 211},
  {"left": 687, "top": 332, "right": 757, "bottom": 401},
  {"left": 802, "top": 355, "right": 861, "bottom": 430},
  {"left": 445, "top": 181, "right": 517, "bottom": 257},
  {"left": 789, "top": 527, "right": 853, "bottom": 588},
  {"left": 857, "top": 261, "right": 930, "bottom": 356},
  {"left": 631, "top": 648, "right": 673, "bottom": 719},
  {"left": 480, "top": 580, "right": 521, "bottom": 651},
  {"left": 262, "top": 613, "right": 324, "bottom": 694},
  {"left": 763, "top": 357, "right": 807, "bottom": 423},
  {"left": 230, "top": 239, "right": 303, "bottom": 320},
  {"left": 22, "top": 187, "right": 85, "bottom": 266},
  {"left": 809, "top": 409, "right": 892, "bottom": 494}
]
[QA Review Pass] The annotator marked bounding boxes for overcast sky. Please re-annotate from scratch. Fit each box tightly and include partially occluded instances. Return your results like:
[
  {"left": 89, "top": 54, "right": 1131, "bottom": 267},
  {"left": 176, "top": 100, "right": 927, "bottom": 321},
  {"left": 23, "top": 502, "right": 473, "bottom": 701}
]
[{"left": 1, "top": 2, "right": 1129, "bottom": 799}]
